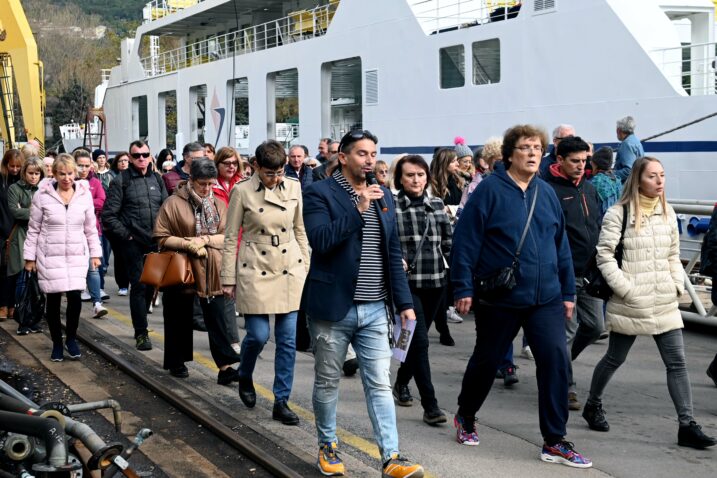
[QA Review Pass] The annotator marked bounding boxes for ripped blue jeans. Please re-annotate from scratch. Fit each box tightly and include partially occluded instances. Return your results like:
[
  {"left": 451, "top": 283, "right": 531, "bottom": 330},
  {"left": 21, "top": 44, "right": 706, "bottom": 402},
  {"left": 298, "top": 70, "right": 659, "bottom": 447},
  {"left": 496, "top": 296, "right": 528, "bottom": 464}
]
[{"left": 309, "top": 300, "right": 398, "bottom": 463}]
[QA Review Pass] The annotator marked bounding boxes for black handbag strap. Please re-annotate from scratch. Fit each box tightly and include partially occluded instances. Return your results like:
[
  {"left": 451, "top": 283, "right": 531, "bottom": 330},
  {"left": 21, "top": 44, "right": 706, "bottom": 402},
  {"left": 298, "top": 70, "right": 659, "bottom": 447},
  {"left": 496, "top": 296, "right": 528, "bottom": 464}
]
[
  {"left": 514, "top": 185, "right": 539, "bottom": 263},
  {"left": 616, "top": 203, "right": 628, "bottom": 264},
  {"left": 408, "top": 214, "right": 432, "bottom": 272}
]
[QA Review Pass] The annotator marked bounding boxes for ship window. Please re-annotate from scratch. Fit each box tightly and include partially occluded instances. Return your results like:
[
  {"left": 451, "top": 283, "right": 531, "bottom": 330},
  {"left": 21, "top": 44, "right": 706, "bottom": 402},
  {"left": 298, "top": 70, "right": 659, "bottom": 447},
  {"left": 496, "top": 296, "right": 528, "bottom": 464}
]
[
  {"left": 229, "top": 78, "right": 250, "bottom": 152},
  {"left": 440, "top": 45, "right": 465, "bottom": 89},
  {"left": 322, "top": 58, "right": 363, "bottom": 140},
  {"left": 159, "top": 91, "right": 176, "bottom": 150},
  {"left": 267, "top": 69, "right": 299, "bottom": 145},
  {"left": 131, "top": 95, "right": 148, "bottom": 140},
  {"left": 189, "top": 85, "right": 207, "bottom": 143},
  {"left": 472, "top": 39, "right": 500, "bottom": 85}
]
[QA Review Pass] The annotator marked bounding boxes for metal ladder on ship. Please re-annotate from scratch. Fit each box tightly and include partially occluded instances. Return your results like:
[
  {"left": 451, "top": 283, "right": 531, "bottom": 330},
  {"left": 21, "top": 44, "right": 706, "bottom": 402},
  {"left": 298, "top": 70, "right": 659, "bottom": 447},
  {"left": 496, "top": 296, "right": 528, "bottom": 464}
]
[{"left": 0, "top": 53, "right": 16, "bottom": 149}]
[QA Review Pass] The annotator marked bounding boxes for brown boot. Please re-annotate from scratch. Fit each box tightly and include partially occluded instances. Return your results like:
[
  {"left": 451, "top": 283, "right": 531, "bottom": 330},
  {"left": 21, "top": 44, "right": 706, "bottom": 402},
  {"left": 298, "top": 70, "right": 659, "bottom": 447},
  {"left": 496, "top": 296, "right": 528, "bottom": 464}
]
[
  {"left": 8, "top": 307, "right": 14, "bottom": 321},
  {"left": 0, "top": 306, "right": 7, "bottom": 321}
]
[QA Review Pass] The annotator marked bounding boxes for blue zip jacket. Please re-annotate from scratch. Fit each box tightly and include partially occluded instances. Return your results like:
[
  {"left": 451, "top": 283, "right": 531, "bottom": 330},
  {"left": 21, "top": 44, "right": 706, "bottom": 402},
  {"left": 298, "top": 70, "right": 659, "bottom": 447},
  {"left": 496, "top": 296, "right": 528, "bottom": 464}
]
[{"left": 451, "top": 168, "right": 576, "bottom": 308}]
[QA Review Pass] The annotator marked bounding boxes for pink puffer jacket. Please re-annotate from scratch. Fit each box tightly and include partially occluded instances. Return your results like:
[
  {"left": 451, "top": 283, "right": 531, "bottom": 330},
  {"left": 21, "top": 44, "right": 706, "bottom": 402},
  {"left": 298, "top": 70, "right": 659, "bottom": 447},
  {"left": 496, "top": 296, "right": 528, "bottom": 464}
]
[{"left": 23, "top": 178, "right": 102, "bottom": 294}]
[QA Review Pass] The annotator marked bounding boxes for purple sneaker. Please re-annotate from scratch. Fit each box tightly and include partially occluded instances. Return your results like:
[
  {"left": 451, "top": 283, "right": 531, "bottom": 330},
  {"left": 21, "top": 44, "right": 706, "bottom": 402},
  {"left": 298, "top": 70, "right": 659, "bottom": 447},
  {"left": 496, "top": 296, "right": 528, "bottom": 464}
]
[
  {"left": 540, "top": 441, "right": 592, "bottom": 468},
  {"left": 454, "top": 415, "right": 479, "bottom": 446}
]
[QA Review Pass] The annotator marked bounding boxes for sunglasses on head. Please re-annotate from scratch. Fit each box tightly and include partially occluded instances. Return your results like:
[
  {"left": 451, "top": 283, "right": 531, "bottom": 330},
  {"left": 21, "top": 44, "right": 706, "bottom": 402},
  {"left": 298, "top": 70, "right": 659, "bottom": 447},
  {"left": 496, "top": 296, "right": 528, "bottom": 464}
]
[
  {"left": 131, "top": 152, "right": 151, "bottom": 159},
  {"left": 338, "top": 129, "right": 378, "bottom": 153}
]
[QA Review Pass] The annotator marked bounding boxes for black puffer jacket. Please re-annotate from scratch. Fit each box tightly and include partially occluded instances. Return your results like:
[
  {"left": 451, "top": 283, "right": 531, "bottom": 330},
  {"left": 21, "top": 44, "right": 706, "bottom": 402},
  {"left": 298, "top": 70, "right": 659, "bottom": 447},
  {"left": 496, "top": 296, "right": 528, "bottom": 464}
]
[
  {"left": 0, "top": 174, "right": 19, "bottom": 239},
  {"left": 700, "top": 205, "right": 717, "bottom": 277},
  {"left": 101, "top": 167, "right": 167, "bottom": 246},
  {"left": 545, "top": 167, "right": 601, "bottom": 277}
]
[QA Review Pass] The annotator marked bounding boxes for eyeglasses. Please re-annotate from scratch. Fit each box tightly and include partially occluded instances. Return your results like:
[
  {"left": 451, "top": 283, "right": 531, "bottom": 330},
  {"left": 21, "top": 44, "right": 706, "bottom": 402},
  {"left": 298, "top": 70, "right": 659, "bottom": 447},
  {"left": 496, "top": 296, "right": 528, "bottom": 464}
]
[
  {"left": 338, "top": 129, "right": 378, "bottom": 153},
  {"left": 130, "top": 152, "right": 151, "bottom": 159},
  {"left": 220, "top": 161, "right": 239, "bottom": 167},
  {"left": 77, "top": 164, "right": 89, "bottom": 170},
  {"left": 376, "top": 170, "right": 388, "bottom": 175},
  {"left": 514, "top": 146, "right": 544, "bottom": 153},
  {"left": 261, "top": 170, "right": 285, "bottom": 179},
  {"left": 163, "top": 168, "right": 173, "bottom": 173}
]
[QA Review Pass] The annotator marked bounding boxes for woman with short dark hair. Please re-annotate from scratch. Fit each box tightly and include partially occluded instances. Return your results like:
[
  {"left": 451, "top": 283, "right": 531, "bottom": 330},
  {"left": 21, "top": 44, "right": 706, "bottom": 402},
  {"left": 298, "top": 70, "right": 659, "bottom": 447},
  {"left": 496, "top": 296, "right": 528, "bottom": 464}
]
[
  {"left": 221, "top": 140, "right": 310, "bottom": 426},
  {"left": 153, "top": 159, "right": 241, "bottom": 383},
  {"left": 392, "top": 154, "right": 451, "bottom": 425}
]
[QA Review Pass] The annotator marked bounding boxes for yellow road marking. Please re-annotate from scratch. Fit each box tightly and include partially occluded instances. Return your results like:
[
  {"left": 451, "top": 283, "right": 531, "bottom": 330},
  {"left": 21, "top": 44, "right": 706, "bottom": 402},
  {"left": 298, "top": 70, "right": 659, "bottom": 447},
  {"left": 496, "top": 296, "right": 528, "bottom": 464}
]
[{"left": 104, "top": 306, "right": 386, "bottom": 461}]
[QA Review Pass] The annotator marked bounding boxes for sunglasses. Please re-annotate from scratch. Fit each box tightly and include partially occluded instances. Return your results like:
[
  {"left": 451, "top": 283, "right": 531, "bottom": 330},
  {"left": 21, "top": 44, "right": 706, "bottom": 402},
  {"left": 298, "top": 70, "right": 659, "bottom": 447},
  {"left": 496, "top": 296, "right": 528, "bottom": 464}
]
[
  {"left": 131, "top": 152, "right": 151, "bottom": 159},
  {"left": 221, "top": 161, "right": 239, "bottom": 167},
  {"left": 338, "top": 129, "right": 378, "bottom": 153}
]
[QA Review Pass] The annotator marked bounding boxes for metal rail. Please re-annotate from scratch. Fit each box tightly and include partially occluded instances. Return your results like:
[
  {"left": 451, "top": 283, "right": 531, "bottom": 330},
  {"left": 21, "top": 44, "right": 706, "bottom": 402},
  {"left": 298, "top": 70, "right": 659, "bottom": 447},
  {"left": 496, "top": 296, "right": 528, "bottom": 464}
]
[{"left": 73, "top": 322, "right": 303, "bottom": 478}]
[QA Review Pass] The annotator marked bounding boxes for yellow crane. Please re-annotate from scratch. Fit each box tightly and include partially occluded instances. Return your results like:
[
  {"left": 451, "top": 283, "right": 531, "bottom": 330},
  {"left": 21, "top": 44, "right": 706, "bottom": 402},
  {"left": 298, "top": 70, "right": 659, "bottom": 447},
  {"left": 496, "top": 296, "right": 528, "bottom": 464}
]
[{"left": 0, "top": 0, "right": 45, "bottom": 154}]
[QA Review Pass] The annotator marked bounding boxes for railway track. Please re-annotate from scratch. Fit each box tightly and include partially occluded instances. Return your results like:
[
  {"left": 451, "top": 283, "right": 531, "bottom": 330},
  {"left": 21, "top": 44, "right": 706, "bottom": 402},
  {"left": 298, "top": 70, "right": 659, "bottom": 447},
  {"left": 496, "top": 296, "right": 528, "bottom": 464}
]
[{"left": 0, "top": 316, "right": 316, "bottom": 478}]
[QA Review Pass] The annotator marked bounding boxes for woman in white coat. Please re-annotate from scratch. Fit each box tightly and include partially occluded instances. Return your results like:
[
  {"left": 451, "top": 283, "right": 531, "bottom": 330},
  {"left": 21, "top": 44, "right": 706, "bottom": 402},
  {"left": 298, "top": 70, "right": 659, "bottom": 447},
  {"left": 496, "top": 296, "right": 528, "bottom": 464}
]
[{"left": 582, "top": 157, "right": 715, "bottom": 449}]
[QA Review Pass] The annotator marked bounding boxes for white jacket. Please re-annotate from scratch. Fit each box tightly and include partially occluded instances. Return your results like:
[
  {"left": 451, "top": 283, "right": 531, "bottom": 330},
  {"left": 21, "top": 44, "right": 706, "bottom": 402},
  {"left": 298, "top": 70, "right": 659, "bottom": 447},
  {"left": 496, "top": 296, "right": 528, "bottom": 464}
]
[{"left": 596, "top": 202, "right": 684, "bottom": 335}]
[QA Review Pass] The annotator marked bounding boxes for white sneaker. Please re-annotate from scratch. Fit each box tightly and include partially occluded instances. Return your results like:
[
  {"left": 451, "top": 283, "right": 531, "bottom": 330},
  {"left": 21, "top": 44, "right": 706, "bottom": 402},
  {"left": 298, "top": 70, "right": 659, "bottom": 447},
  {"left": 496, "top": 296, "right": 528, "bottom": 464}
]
[
  {"left": 81, "top": 290, "right": 92, "bottom": 302},
  {"left": 153, "top": 295, "right": 161, "bottom": 307},
  {"left": 93, "top": 303, "right": 108, "bottom": 319},
  {"left": 100, "top": 289, "right": 110, "bottom": 300},
  {"left": 231, "top": 343, "right": 241, "bottom": 355},
  {"left": 148, "top": 304, "right": 153, "bottom": 314},
  {"left": 521, "top": 345, "right": 534, "bottom": 360},
  {"left": 118, "top": 288, "right": 129, "bottom": 296},
  {"left": 446, "top": 306, "right": 463, "bottom": 323}
]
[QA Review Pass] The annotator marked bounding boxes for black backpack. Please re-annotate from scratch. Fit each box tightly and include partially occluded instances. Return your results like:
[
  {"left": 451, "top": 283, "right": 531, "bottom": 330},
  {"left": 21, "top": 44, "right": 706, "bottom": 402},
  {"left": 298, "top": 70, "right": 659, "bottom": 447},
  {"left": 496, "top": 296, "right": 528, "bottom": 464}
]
[{"left": 583, "top": 204, "right": 628, "bottom": 301}]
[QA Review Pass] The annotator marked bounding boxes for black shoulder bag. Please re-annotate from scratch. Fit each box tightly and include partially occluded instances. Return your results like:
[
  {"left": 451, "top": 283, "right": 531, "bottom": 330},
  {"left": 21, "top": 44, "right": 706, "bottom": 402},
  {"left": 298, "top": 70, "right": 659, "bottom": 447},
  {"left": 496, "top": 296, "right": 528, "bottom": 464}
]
[
  {"left": 583, "top": 204, "right": 628, "bottom": 301},
  {"left": 476, "top": 186, "right": 538, "bottom": 295}
]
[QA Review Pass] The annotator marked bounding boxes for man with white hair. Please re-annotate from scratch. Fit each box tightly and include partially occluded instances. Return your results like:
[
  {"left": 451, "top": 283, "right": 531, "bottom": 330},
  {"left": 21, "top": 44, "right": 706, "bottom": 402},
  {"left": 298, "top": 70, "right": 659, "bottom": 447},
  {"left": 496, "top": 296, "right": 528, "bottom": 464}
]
[
  {"left": 540, "top": 124, "right": 575, "bottom": 177},
  {"left": 614, "top": 115, "right": 644, "bottom": 183}
]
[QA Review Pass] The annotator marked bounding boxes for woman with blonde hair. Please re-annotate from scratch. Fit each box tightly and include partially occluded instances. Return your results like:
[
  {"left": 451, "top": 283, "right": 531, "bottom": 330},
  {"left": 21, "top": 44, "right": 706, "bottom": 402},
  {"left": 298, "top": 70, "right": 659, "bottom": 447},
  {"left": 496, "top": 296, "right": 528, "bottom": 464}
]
[
  {"left": 24, "top": 154, "right": 102, "bottom": 361},
  {"left": 0, "top": 149, "right": 24, "bottom": 321},
  {"left": 583, "top": 157, "right": 716, "bottom": 449},
  {"left": 373, "top": 160, "right": 389, "bottom": 186}
]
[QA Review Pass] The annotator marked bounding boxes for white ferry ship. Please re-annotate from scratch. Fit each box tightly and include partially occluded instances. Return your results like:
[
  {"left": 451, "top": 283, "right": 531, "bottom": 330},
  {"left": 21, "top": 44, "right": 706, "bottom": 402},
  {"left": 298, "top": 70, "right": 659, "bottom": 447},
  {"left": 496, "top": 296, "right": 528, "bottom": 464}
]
[{"left": 100, "top": 0, "right": 717, "bottom": 199}]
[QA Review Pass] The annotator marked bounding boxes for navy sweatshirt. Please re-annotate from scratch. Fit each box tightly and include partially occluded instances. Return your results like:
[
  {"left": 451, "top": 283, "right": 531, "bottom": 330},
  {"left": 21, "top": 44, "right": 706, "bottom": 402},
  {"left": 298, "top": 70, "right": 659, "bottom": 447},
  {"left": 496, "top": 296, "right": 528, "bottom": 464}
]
[{"left": 451, "top": 168, "right": 576, "bottom": 308}]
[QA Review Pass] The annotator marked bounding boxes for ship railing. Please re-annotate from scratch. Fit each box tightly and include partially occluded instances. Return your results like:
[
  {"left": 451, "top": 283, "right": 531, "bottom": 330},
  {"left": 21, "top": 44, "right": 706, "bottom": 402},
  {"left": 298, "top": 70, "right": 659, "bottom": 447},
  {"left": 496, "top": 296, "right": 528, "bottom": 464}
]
[
  {"left": 330, "top": 122, "right": 363, "bottom": 140},
  {"left": 651, "top": 41, "right": 717, "bottom": 96},
  {"left": 140, "top": 1, "right": 339, "bottom": 77},
  {"left": 143, "top": 0, "right": 201, "bottom": 23},
  {"left": 670, "top": 199, "right": 717, "bottom": 326},
  {"left": 408, "top": 0, "right": 521, "bottom": 35}
]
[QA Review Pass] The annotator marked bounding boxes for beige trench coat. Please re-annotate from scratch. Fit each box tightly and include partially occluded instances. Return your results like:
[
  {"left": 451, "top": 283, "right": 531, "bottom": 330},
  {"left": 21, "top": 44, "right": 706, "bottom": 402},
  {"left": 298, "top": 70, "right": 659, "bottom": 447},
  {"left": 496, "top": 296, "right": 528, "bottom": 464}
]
[{"left": 220, "top": 174, "right": 310, "bottom": 314}]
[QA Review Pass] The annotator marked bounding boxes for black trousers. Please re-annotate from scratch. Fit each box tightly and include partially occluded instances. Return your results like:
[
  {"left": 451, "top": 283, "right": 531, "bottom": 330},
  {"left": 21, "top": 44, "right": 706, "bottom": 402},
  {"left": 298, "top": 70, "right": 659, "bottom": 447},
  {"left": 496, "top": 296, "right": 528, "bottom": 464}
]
[
  {"left": 162, "top": 290, "right": 241, "bottom": 370},
  {"left": 121, "top": 240, "right": 155, "bottom": 337},
  {"left": 45, "top": 291, "right": 82, "bottom": 345},
  {"left": 457, "top": 299, "right": 569, "bottom": 442},
  {"left": 109, "top": 237, "right": 129, "bottom": 289},
  {"left": 396, "top": 287, "right": 441, "bottom": 410}
]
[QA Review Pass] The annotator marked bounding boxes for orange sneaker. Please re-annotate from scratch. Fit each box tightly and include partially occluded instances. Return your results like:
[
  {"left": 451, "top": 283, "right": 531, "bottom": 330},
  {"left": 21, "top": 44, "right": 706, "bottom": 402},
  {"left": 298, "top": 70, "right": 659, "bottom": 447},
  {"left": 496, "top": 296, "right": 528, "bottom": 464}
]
[
  {"left": 382, "top": 454, "right": 424, "bottom": 478},
  {"left": 317, "top": 442, "right": 345, "bottom": 476}
]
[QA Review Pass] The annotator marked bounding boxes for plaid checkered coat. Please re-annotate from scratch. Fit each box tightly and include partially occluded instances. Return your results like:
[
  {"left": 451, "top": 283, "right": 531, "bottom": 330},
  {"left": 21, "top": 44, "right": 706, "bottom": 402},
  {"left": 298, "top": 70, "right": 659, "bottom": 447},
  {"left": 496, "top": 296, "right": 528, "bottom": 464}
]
[{"left": 395, "top": 191, "right": 453, "bottom": 289}]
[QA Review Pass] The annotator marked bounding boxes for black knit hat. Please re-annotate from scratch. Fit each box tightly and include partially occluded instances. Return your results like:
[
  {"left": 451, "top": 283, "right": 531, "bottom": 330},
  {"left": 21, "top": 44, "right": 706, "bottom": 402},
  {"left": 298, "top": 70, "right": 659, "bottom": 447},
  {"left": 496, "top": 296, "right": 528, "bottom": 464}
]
[
  {"left": 92, "top": 149, "right": 106, "bottom": 161},
  {"left": 591, "top": 146, "right": 614, "bottom": 171}
]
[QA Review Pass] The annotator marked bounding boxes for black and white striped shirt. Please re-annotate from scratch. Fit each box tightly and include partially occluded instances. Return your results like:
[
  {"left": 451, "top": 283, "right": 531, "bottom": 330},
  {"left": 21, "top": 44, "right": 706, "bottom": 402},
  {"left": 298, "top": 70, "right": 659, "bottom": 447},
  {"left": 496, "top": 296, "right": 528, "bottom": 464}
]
[{"left": 333, "top": 169, "right": 387, "bottom": 301}]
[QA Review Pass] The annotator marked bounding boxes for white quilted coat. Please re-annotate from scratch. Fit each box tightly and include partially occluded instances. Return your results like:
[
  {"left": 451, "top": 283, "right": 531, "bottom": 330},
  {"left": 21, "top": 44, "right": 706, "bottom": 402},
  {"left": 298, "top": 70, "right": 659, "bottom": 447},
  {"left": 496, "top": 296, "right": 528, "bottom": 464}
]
[{"left": 596, "top": 202, "right": 684, "bottom": 335}]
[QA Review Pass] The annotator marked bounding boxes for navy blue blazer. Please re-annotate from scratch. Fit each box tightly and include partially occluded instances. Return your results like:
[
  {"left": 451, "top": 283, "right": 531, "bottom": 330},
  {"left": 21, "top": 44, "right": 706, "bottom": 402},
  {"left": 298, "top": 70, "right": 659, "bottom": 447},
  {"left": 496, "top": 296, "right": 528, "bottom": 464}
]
[{"left": 301, "top": 176, "right": 413, "bottom": 322}]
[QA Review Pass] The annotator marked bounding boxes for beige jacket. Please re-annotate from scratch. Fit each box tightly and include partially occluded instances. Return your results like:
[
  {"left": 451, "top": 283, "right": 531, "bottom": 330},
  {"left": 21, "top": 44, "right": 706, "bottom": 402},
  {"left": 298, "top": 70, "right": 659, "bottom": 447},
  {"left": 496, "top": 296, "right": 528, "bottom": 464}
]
[
  {"left": 153, "top": 183, "right": 227, "bottom": 298},
  {"left": 597, "top": 202, "right": 684, "bottom": 335},
  {"left": 220, "top": 174, "right": 310, "bottom": 314}
]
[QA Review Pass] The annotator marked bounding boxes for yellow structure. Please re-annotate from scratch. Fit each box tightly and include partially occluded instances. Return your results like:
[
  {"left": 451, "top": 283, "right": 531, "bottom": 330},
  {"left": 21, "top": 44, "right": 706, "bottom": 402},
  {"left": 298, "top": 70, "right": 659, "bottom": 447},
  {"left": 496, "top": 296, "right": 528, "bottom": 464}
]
[{"left": 0, "top": 0, "right": 45, "bottom": 152}]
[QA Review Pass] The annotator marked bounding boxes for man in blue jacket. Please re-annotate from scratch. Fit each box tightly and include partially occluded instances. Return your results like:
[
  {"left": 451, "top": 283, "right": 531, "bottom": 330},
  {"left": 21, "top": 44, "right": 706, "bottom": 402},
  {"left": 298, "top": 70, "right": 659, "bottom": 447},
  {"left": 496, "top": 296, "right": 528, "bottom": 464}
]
[
  {"left": 302, "top": 130, "right": 424, "bottom": 478},
  {"left": 451, "top": 124, "right": 592, "bottom": 468},
  {"left": 614, "top": 115, "right": 644, "bottom": 183}
]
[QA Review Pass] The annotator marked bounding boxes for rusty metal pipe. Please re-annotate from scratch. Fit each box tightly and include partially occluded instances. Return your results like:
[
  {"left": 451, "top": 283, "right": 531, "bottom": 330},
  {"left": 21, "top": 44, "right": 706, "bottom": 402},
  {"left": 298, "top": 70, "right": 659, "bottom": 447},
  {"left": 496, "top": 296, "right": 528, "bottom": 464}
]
[
  {"left": 63, "top": 417, "right": 123, "bottom": 470},
  {"left": 66, "top": 399, "right": 123, "bottom": 432},
  {"left": 3, "top": 433, "right": 34, "bottom": 461},
  {"left": 0, "top": 411, "right": 68, "bottom": 469}
]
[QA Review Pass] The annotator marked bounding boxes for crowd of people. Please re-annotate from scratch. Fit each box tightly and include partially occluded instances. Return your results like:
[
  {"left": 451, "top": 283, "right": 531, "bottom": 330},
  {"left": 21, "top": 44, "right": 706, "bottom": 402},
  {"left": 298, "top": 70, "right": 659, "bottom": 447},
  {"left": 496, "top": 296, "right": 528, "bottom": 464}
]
[{"left": 2, "top": 114, "right": 717, "bottom": 477}]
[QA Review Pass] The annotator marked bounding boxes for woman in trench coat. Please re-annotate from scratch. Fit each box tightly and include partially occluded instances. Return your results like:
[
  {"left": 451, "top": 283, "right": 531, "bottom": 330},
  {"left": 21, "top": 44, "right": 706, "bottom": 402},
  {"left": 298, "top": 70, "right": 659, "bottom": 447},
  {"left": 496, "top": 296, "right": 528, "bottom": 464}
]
[{"left": 221, "top": 139, "right": 310, "bottom": 426}]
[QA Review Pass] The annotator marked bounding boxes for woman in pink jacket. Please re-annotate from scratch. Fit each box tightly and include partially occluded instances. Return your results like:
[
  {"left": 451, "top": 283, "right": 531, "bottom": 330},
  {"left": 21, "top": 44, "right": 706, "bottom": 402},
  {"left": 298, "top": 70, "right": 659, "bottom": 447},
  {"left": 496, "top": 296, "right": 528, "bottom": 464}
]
[{"left": 24, "top": 154, "right": 103, "bottom": 362}]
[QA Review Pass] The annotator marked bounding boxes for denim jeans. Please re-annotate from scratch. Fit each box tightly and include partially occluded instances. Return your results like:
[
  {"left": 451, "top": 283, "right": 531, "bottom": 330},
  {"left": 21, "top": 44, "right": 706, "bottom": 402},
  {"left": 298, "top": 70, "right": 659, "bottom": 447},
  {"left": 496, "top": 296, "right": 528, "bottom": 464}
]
[
  {"left": 566, "top": 277, "right": 605, "bottom": 393},
  {"left": 100, "top": 235, "right": 111, "bottom": 289},
  {"left": 309, "top": 300, "right": 398, "bottom": 463},
  {"left": 87, "top": 258, "right": 102, "bottom": 304},
  {"left": 587, "top": 329, "right": 695, "bottom": 426},
  {"left": 238, "top": 312, "right": 297, "bottom": 402}
]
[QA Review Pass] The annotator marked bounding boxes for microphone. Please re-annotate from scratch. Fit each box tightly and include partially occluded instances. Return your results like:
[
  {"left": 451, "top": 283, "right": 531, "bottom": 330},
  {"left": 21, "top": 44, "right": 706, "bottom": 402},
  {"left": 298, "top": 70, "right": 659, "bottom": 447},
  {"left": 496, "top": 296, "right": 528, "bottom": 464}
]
[{"left": 365, "top": 171, "right": 389, "bottom": 213}]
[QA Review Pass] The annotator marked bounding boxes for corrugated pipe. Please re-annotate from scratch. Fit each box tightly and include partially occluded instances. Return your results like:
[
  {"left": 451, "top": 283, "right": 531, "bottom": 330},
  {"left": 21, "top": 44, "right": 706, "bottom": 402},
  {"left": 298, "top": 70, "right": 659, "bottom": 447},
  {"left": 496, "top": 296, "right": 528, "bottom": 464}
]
[{"left": 0, "top": 411, "right": 68, "bottom": 469}]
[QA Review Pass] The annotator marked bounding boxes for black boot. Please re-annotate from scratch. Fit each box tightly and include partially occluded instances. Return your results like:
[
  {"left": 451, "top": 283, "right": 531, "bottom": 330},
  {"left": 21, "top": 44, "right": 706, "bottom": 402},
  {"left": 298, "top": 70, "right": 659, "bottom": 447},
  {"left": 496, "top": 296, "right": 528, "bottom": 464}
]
[
  {"left": 678, "top": 421, "right": 717, "bottom": 449},
  {"left": 342, "top": 358, "right": 358, "bottom": 376},
  {"left": 217, "top": 367, "right": 240, "bottom": 386},
  {"left": 582, "top": 401, "right": 610, "bottom": 432},
  {"left": 393, "top": 382, "right": 413, "bottom": 407},
  {"left": 706, "top": 356, "right": 717, "bottom": 387},
  {"left": 238, "top": 377, "right": 256, "bottom": 408},
  {"left": 272, "top": 400, "right": 299, "bottom": 426}
]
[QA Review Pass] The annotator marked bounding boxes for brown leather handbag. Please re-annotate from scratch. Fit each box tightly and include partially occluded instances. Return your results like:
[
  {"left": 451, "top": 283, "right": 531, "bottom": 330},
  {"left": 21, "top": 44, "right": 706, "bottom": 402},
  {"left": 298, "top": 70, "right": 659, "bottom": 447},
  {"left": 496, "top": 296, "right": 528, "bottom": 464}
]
[{"left": 140, "top": 251, "right": 195, "bottom": 288}]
